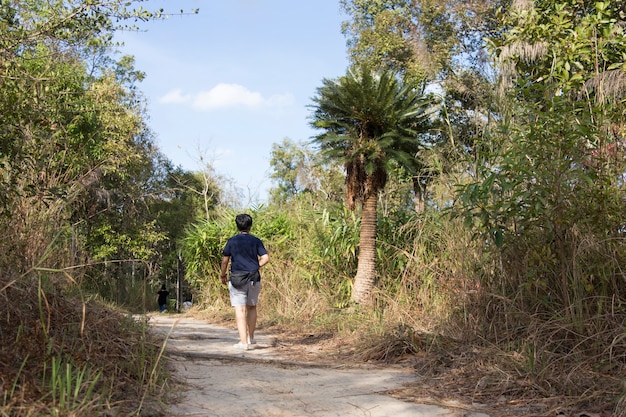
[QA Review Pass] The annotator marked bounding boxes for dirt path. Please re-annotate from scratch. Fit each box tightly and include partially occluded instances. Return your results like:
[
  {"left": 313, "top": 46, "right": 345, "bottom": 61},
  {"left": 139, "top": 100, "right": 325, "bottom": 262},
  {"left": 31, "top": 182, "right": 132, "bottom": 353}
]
[{"left": 149, "top": 314, "right": 491, "bottom": 417}]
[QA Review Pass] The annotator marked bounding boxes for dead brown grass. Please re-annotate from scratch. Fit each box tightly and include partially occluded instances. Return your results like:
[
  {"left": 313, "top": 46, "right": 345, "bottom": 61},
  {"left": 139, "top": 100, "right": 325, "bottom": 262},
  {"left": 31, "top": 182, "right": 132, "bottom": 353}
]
[
  {"left": 0, "top": 271, "right": 170, "bottom": 417},
  {"left": 359, "top": 321, "right": 625, "bottom": 416}
]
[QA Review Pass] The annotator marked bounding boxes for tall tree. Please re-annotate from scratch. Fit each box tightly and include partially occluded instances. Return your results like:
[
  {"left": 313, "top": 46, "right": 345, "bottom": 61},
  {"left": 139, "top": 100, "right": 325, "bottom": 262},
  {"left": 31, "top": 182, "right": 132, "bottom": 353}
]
[
  {"left": 310, "top": 66, "right": 433, "bottom": 304},
  {"left": 340, "top": 0, "right": 504, "bottom": 210}
]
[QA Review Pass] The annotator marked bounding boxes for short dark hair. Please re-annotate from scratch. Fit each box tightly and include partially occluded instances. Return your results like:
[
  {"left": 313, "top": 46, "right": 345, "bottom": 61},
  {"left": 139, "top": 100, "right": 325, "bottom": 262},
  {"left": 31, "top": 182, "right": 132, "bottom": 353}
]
[{"left": 235, "top": 213, "right": 253, "bottom": 231}]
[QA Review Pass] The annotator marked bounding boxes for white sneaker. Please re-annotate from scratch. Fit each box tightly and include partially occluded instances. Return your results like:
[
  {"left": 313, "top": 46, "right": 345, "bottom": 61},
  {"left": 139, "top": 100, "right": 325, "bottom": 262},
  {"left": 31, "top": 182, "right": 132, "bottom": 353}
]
[
  {"left": 233, "top": 342, "right": 249, "bottom": 350},
  {"left": 247, "top": 338, "right": 256, "bottom": 345}
]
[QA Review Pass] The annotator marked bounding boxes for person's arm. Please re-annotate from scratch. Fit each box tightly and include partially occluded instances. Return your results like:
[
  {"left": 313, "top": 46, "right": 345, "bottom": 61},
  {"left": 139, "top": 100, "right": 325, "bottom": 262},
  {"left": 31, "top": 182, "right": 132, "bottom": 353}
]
[
  {"left": 220, "top": 255, "right": 230, "bottom": 285},
  {"left": 258, "top": 253, "right": 269, "bottom": 268}
]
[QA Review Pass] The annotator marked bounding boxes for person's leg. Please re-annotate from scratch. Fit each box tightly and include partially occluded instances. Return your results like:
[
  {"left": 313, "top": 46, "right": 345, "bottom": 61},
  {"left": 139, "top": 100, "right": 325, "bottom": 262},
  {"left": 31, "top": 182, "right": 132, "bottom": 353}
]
[
  {"left": 234, "top": 305, "right": 248, "bottom": 345},
  {"left": 246, "top": 305, "right": 257, "bottom": 341},
  {"left": 245, "top": 282, "right": 261, "bottom": 343},
  {"left": 229, "top": 282, "right": 249, "bottom": 347}
]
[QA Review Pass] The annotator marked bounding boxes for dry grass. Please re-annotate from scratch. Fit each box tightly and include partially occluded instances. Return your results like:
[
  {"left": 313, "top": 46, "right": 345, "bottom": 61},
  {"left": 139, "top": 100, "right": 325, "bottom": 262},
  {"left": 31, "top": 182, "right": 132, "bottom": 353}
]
[
  {"left": 307, "top": 324, "right": 621, "bottom": 415},
  {"left": 340, "top": 307, "right": 625, "bottom": 416},
  {"left": 0, "top": 271, "right": 171, "bottom": 417}
]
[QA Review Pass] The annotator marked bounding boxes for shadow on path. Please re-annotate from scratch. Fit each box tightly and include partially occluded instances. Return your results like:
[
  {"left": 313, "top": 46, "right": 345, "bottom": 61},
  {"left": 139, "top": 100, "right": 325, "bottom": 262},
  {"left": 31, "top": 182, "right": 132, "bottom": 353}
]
[{"left": 149, "top": 314, "right": 490, "bottom": 417}]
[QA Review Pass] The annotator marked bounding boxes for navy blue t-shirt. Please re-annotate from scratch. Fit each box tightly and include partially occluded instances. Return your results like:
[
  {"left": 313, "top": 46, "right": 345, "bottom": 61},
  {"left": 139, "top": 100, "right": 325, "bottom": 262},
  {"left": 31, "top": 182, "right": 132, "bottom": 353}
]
[{"left": 222, "top": 233, "right": 268, "bottom": 272}]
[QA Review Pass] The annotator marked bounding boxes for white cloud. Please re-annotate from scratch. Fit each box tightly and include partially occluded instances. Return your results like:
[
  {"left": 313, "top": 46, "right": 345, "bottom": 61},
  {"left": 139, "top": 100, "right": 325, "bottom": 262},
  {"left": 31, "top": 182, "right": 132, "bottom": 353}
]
[
  {"left": 193, "top": 83, "right": 262, "bottom": 110},
  {"left": 158, "top": 83, "right": 295, "bottom": 111}
]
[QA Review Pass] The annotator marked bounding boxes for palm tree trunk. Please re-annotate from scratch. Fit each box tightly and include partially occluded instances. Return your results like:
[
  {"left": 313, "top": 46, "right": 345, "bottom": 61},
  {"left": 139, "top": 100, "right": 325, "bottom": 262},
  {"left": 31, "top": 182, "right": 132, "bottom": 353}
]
[{"left": 352, "top": 192, "right": 378, "bottom": 304}]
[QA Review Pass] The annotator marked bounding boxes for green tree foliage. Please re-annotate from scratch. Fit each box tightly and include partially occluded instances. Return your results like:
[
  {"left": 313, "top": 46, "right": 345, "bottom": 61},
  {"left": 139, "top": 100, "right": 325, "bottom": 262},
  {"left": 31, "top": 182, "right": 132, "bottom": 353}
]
[
  {"left": 340, "top": 0, "right": 503, "bottom": 208},
  {"left": 269, "top": 138, "right": 317, "bottom": 201},
  {"left": 0, "top": 0, "right": 202, "bottom": 304},
  {"left": 340, "top": 0, "right": 503, "bottom": 77},
  {"left": 340, "top": 0, "right": 425, "bottom": 81},
  {"left": 269, "top": 138, "right": 344, "bottom": 205},
  {"left": 457, "top": 0, "right": 626, "bottom": 316},
  {"left": 151, "top": 165, "right": 208, "bottom": 280},
  {"left": 310, "top": 66, "right": 434, "bottom": 303}
]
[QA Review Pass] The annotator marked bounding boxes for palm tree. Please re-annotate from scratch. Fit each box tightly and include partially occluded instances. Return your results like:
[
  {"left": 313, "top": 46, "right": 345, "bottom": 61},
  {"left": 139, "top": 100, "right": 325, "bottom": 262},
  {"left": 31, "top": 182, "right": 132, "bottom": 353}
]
[{"left": 310, "top": 66, "right": 434, "bottom": 304}]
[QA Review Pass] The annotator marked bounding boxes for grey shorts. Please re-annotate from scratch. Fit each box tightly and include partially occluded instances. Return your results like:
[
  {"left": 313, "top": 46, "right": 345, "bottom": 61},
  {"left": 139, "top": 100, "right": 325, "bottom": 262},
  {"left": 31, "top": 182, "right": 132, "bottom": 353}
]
[{"left": 228, "top": 281, "right": 261, "bottom": 306}]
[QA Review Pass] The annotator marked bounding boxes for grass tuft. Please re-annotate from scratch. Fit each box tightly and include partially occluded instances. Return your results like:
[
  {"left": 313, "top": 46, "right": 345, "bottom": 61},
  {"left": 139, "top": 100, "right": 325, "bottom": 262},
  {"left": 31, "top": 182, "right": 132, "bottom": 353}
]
[{"left": 0, "top": 271, "right": 171, "bottom": 416}]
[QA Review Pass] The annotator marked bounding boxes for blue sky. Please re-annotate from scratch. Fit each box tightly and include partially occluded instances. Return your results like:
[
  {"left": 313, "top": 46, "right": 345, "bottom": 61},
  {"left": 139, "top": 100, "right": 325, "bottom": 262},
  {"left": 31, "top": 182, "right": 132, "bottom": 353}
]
[{"left": 115, "top": 0, "right": 350, "bottom": 203}]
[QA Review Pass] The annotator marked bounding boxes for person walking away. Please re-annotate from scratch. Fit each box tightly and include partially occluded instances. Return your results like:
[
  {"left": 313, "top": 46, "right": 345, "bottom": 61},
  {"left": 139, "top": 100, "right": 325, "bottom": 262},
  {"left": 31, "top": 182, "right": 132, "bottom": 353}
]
[
  {"left": 220, "top": 213, "right": 269, "bottom": 350},
  {"left": 157, "top": 284, "right": 169, "bottom": 313}
]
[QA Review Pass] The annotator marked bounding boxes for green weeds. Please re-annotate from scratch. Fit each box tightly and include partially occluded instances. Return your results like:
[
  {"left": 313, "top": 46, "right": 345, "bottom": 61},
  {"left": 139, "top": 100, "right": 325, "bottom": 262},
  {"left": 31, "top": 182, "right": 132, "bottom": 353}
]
[{"left": 43, "top": 357, "right": 102, "bottom": 414}]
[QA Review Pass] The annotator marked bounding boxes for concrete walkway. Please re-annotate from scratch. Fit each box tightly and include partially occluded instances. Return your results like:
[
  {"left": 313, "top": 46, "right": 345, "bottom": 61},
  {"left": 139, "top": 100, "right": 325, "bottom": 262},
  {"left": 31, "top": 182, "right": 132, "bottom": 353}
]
[{"left": 149, "top": 314, "right": 490, "bottom": 417}]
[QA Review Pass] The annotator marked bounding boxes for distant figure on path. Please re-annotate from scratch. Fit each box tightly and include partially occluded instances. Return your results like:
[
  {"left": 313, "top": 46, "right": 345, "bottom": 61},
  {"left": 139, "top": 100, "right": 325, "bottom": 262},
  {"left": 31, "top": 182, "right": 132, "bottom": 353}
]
[
  {"left": 220, "top": 213, "right": 269, "bottom": 350},
  {"left": 157, "top": 284, "right": 169, "bottom": 313}
]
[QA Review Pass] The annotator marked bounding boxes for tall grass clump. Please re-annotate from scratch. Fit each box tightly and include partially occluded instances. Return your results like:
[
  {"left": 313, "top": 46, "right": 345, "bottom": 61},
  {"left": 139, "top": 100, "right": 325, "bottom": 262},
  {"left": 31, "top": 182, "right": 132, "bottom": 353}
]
[
  {"left": 259, "top": 209, "right": 356, "bottom": 328},
  {"left": 0, "top": 270, "right": 171, "bottom": 416},
  {"left": 42, "top": 357, "right": 102, "bottom": 413},
  {"left": 375, "top": 209, "right": 482, "bottom": 332},
  {"left": 180, "top": 200, "right": 359, "bottom": 327},
  {"left": 449, "top": 95, "right": 626, "bottom": 409}
]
